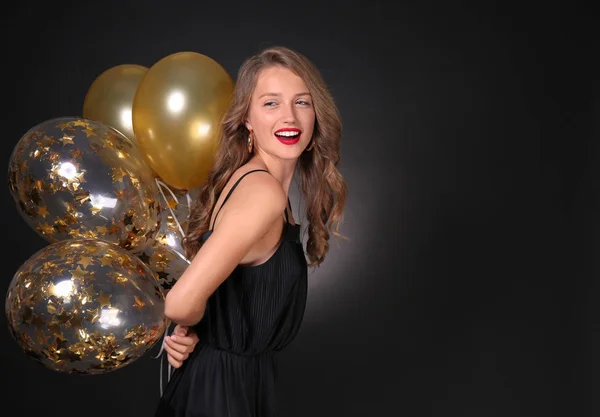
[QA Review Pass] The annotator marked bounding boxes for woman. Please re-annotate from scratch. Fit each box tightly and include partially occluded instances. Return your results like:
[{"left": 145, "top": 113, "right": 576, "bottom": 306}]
[{"left": 154, "top": 45, "right": 347, "bottom": 417}]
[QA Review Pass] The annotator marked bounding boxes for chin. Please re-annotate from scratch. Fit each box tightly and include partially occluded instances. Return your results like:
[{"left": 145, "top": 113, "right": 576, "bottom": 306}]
[{"left": 272, "top": 148, "right": 304, "bottom": 161}]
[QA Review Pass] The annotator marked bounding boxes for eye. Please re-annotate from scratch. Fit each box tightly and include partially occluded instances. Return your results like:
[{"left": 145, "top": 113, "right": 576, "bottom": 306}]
[
  {"left": 296, "top": 100, "right": 311, "bottom": 106},
  {"left": 264, "top": 101, "right": 277, "bottom": 107}
]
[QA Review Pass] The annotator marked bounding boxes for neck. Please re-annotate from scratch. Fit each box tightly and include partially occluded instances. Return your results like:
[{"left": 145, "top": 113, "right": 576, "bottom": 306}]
[{"left": 250, "top": 152, "right": 297, "bottom": 197}]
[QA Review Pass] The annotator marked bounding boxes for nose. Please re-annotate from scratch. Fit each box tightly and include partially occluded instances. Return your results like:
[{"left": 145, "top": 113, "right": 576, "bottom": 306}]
[{"left": 281, "top": 101, "right": 297, "bottom": 123}]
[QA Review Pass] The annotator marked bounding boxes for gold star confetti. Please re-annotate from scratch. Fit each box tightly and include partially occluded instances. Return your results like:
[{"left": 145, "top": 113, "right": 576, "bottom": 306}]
[
  {"left": 33, "top": 179, "right": 44, "bottom": 191},
  {"left": 56, "top": 310, "right": 71, "bottom": 324},
  {"left": 39, "top": 134, "right": 57, "bottom": 147},
  {"left": 47, "top": 323, "right": 62, "bottom": 338},
  {"left": 111, "top": 167, "right": 126, "bottom": 183},
  {"left": 82, "top": 229, "right": 98, "bottom": 239},
  {"left": 84, "top": 243, "right": 102, "bottom": 254},
  {"left": 129, "top": 176, "right": 140, "bottom": 188},
  {"left": 40, "top": 261, "right": 55, "bottom": 274},
  {"left": 35, "top": 329, "right": 50, "bottom": 346},
  {"left": 82, "top": 127, "right": 97, "bottom": 138},
  {"left": 107, "top": 271, "right": 128, "bottom": 285},
  {"left": 81, "top": 284, "right": 98, "bottom": 301},
  {"left": 72, "top": 120, "right": 89, "bottom": 128},
  {"left": 70, "top": 266, "right": 87, "bottom": 280},
  {"left": 85, "top": 309, "right": 100, "bottom": 323},
  {"left": 64, "top": 200, "right": 78, "bottom": 213},
  {"left": 103, "top": 135, "right": 117, "bottom": 150},
  {"left": 97, "top": 292, "right": 111, "bottom": 308},
  {"left": 59, "top": 134, "right": 75, "bottom": 146},
  {"left": 47, "top": 151, "right": 61, "bottom": 164},
  {"left": 31, "top": 314, "right": 45, "bottom": 329},
  {"left": 77, "top": 257, "right": 93, "bottom": 268},
  {"left": 100, "top": 256, "right": 113, "bottom": 267},
  {"left": 37, "top": 206, "right": 49, "bottom": 218},
  {"left": 37, "top": 222, "right": 56, "bottom": 236},
  {"left": 69, "top": 315, "right": 83, "bottom": 329},
  {"left": 96, "top": 226, "right": 108, "bottom": 235},
  {"left": 62, "top": 211, "right": 78, "bottom": 226},
  {"left": 19, "top": 160, "right": 28, "bottom": 174},
  {"left": 133, "top": 296, "right": 145, "bottom": 311},
  {"left": 73, "top": 189, "right": 91, "bottom": 204},
  {"left": 69, "top": 148, "right": 83, "bottom": 159}
]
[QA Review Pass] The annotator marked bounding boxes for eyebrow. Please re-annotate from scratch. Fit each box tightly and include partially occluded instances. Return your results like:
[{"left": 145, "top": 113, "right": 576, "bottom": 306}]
[{"left": 258, "top": 92, "right": 311, "bottom": 99}]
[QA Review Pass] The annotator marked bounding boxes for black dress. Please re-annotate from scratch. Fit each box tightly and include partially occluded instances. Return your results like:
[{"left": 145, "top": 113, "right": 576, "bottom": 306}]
[{"left": 154, "top": 169, "right": 308, "bottom": 417}]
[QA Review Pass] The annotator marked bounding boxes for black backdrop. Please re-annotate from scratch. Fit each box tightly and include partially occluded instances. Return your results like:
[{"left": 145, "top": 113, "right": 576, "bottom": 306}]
[{"left": 1, "top": 1, "right": 599, "bottom": 416}]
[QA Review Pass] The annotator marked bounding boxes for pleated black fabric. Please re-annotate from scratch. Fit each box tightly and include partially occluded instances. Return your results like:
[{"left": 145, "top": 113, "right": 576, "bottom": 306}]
[{"left": 154, "top": 170, "right": 308, "bottom": 417}]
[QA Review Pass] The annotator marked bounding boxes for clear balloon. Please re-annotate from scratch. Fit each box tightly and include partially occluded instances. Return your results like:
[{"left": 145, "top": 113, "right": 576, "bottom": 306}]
[
  {"left": 132, "top": 179, "right": 200, "bottom": 292},
  {"left": 5, "top": 238, "right": 167, "bottom": 374},
  {"left": 7, "top": 117, "right": 161, "bottom": 252}
]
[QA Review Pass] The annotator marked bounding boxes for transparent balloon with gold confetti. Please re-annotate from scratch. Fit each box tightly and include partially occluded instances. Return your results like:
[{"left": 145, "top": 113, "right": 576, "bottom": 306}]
[
  {"left": 131, "top": 179, "right": 200, "bottom": 292},
  {"left": 5, "top": 238, "right": 167, "bottom": 374},
  {"left": 7, "top": 116, "right": 161, "bottom": 252}
]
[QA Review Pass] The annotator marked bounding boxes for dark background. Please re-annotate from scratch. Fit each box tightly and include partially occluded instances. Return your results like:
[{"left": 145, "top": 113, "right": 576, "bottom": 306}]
[{"left": 1, "top": 1, "right": 599, "bottom": 416}]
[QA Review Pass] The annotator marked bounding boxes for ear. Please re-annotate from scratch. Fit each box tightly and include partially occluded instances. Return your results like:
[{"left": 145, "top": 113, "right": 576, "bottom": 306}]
[{"left": 244, "top": 120, "right": 253, "bottom": 131}]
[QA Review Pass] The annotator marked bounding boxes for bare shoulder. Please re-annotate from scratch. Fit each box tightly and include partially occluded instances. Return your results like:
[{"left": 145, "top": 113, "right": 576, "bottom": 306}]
[{"left": 214, "top": 165, "right": 287, "bottom": 229}]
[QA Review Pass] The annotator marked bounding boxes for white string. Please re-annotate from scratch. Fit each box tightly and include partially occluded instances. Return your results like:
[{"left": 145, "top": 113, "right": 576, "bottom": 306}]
[
  {"left": 172, "top": 248, "right": 191, "bottom": 265},
  {"left": 154, "top": 326, "right": 173, "bottom": 397},
  {"left": 153, "top": 178, "right": 192, "bottom": 397},
  {"left": 155, "top": 178, "right": 187, "bottom": 239},
  {"left": 154, "top": 178, "right": 192, "bottom": 266},
  {"left": 186, "top": 193, "right": 192, "bottom": 217}
]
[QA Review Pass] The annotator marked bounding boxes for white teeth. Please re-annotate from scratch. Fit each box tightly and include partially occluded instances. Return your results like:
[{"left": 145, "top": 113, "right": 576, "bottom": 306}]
[{"left": 275, "top": 131, "right": 299, "bottom": 137}]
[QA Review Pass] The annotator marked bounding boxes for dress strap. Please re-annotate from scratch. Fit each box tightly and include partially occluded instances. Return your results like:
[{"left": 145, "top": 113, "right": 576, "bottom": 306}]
[
  {"left": 210, "top": 169, "right": 269, "bottom": 230},
  {"left": 284, "top": 197, "right": 291, "bottom": 224}
]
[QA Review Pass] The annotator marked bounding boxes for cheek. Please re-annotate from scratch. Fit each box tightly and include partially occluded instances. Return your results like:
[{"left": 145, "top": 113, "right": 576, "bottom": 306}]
[
  {"left": 258, "top": 115, "right": 278, "bottom": 133},
  {"left": 302, "top": 113, "right": 316, "bottom": 135}
]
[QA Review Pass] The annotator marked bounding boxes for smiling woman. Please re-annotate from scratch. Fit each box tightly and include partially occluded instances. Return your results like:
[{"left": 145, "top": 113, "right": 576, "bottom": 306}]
[{"left": 154, "top": 45, "right": 347, "bottom": 417}]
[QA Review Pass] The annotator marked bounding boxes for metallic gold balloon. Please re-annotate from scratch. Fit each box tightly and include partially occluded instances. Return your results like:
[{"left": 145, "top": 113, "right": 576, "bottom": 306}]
[
  {"left": 5, "top": 238, "right": 167, "bottom": 374},
  {"left": 83, "top": 64, "right": 148, "bottom": 143},
  {"left": 132, "top": 52, "right": 234, "bottom": 190},
  {"left": 7, "top": 117, "right": 161, "bottom": 252},
  {"left": 132, "top": 179, "right": 200, "bottom": 292}
]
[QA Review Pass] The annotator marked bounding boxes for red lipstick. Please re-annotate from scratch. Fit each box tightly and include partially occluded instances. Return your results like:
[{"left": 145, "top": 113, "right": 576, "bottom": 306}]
[{"left": 274, "top": 128, "right": 301, "bottom": 145}]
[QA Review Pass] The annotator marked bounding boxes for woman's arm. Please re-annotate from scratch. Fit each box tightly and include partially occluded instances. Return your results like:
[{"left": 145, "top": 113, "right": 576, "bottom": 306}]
[{"left": 164, "top": 172, "right": 287, "bottom": 326}]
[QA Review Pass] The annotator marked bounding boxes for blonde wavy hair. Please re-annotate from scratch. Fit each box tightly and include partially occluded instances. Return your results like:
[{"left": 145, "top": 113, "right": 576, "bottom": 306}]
[{"left": 183, "top": 46, "right": 347, "bottom": 268}]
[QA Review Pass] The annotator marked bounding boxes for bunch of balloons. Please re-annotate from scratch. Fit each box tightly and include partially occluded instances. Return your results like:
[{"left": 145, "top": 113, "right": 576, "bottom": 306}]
[{"left": 5, "top": 51, "right": 234, "bottom": 375}]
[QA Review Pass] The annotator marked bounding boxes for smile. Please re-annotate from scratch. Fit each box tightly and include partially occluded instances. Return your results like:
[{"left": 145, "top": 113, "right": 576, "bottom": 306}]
[{"left": 274, "top": 128, "right": 301, "bottom": 145}]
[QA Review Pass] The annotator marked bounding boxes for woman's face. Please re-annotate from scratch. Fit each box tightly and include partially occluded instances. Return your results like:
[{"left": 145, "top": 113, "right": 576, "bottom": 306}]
[{"left": 246, "top": 66, "right": 315, "bottom": 160}]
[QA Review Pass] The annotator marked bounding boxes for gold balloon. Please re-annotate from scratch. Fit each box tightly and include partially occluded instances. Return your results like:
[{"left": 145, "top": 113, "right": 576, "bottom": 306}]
[
  {"left": 5, "top": 238, "right": 167, "bottom": 374},
  {"left": 132, "top": 52, "right": 234, "bottom": 190},
  {"left": 83, "top": 64, "right": 148, "bottom": 143}
]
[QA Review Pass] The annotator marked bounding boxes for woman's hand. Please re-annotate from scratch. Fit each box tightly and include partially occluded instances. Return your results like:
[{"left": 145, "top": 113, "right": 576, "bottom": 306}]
[{"left": 163, "top": 324, "right": 199, "bottom": 368}]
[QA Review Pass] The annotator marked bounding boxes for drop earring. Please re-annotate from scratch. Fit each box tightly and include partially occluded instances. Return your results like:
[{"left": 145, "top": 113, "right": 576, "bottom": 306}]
[{"left": 247, "top": 130, "right": 254, "bottom": 154}]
